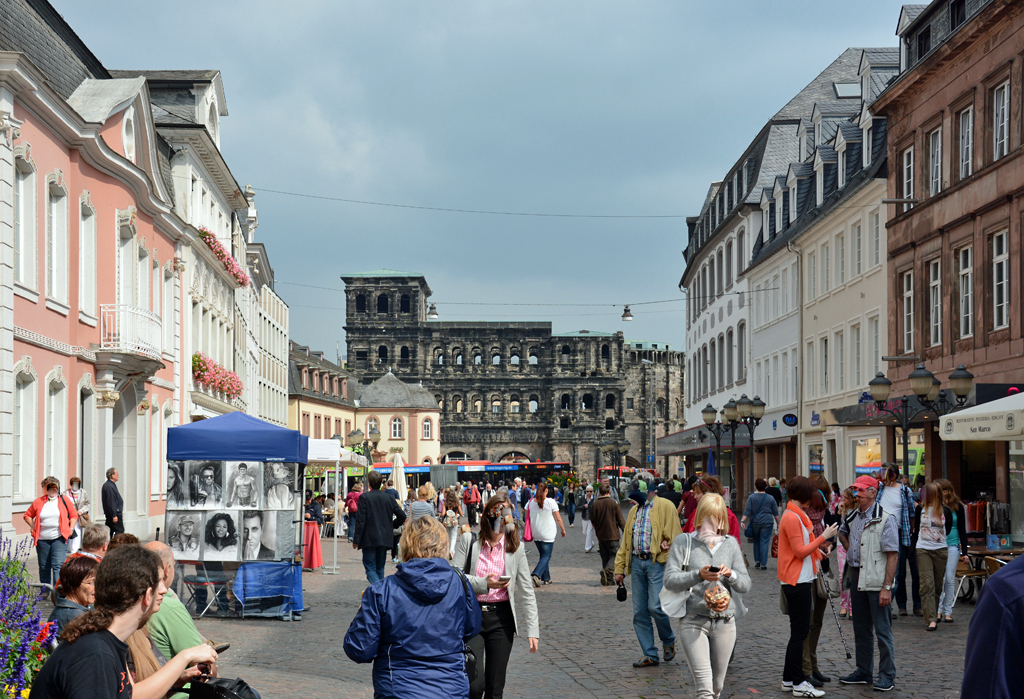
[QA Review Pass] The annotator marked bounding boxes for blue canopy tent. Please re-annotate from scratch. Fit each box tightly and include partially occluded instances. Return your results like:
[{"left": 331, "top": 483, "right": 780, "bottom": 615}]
[
  {"left": 167, "top": 411, "right": 308, "bottom": 463},
  {"left": 166, "top": 412, "right": 309, "bottom": 620}
]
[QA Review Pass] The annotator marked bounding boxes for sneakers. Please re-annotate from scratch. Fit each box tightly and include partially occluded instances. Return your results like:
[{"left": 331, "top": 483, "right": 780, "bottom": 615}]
[
  {"left": 531, "top": 574, "right": 541, "bottom": 588},
  {"left": 781, "top": 681, "right": 793, "bottom": 692},
  {"left": 839, "top": 672, "right": 872, "bottom": 685},
  {"left": 632, "top": 656, "right": 659, "bottom": 668},
  {"left": 792, "top": 681, "right": 825, "bottom": 697},
  {"left": 663, "top": 644, "right": 675, "bottom": 662},
  {"left": 873, "top": 678, "right": 895, "bottom": 692}
]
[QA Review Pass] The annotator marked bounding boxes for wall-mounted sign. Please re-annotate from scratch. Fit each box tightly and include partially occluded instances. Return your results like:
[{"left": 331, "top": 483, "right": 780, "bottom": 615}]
[
  {"left": 809, "top": 411, "right": 821, "bottom": 427},
  {"left": 782, "top": 414, "right": 798, "bottom": 427}
]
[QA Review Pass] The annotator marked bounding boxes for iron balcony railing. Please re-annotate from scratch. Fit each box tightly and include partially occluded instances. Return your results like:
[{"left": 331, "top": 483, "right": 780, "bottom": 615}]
[{"left": 100, "top": 304, "right": 162, "bottom": 361}]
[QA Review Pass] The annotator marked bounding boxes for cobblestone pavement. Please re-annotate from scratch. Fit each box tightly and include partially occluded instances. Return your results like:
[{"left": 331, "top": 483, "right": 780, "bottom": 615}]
[{"left": 196, "top": 516, "right": 969, "bottom": 698}]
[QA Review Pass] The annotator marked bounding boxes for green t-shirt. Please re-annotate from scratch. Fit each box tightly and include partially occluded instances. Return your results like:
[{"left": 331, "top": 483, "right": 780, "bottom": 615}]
[
  {"left": 638, "top": 480, "right": 648, "bottom": 493},
  {"left": 148, "top": 589, "right": 205, "bottom": 699},
  {"left": 673, "top": 480, "right": 682, "bottom": 492}
]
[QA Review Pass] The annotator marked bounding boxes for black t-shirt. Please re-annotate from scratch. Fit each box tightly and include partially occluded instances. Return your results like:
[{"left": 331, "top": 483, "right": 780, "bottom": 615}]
[
  {"left": 30, "top": 629, "right": 132, "bottom": 699},
  {"left": 658, "top": 489, "right": 683, "bottom": 509}
]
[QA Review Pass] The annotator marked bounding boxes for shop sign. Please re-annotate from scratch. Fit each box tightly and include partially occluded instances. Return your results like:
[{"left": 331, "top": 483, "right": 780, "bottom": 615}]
[
  {"left": 810, "top": 411, "right": 820, "bottom": 427},
  {"left": 782, "top": 414, "right": 798, "bottom": 427}
]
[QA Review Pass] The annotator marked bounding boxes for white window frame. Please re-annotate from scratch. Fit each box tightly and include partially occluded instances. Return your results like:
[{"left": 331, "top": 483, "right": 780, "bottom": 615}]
[
  {"left": 993, "top": 231, "right": 1009, "bottom": 329},
  {"left": 14, "top": 156, "right": 37, "bottom": 290},
  {"left": 902, "top": 147, "right": 915, "bottom": 211},
  {"left": 391, "top": 416, "right": 404, "bottom": 439},
  {"left": 993, "top": 82, "right": 1010, "bottom": 161},
  {"left": 929, "top": 258, "right": 942, "bottom": 346},
  {"left": 809, "top": 253, "right": 817, "bottom": 299},
  {"left": 13, "top": 366, "right": 37, "bottom": 500},
  {"left": 836, "top": 331, "right": 845, "bottom": 391},
  {"left": 852, "top": 324, "right": 862, "bottom": 387},
  {"left": 821, "top": 338, "right": 829, "bottom": 395},
  {"left": 837, "top": 234, "right": 846, "bottom": 284},
  {"left": 872, "top": 212, "right": 881, "bottom": 267},
  {"left": 959, "top": 246, "right": 973, "bottom": 338},
  {"left": 79, "top": 198, "right": 96, "bottom": 316},
  {"left": 854, "top": 223, "right": 862, "bottom": 275},
  {"left": 838, "top": 147, "right": 847, "bottom": 188},
  {"left": 46, "top": 179, "right": 69, "bottom": 304},
  {"left": 903, "top": 271, "right": 915, "bottom": 352},
  {"left": 928, "top": 128, "right": 942, "bottom": 195},
  {"left": 870, "top": 316, "right": 881, "bottom": 375},
  {"left": 959, "top": 107, "right": 974, "bottom": 179},
  {"left": 822, "top": 243, "right": 831, "bottom": 293},
  {"left": 423, "top": 418, "right": 432, "bottom": 440}
]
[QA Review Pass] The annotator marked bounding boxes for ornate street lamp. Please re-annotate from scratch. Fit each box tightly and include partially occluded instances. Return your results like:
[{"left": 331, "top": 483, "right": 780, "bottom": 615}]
[
  {"left": 720, "top": 394, "right": 765, "bottom": 512},
  {"left": 868, "top": 364, "right": 974, "bottom": 478}
]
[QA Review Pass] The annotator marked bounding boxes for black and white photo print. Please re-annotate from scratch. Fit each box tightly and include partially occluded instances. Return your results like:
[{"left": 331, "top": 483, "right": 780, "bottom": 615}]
[
  {"left": 203, "top": 510, "right": 240, "bottom": 562},
  {"left": 166, "top": 511, "right": 202, "bottom": 559},
  {"left": 166, "top": 462, "right": 189, "bottom": 509},
  {"left": 188, "top": 460, "right": 225, "bottom": 509},
  {"left": 225, "top": 461, "right": 261, "bottom": 508},
  {"left": 263, "top": 462, "right": 297, "bottom": 510},
  {"left": 240, "top": 509, "right": 276, "bottom": 561}
]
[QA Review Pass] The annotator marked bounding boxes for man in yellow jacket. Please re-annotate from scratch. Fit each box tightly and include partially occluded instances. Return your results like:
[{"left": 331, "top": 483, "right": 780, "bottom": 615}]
[{"left": 614, "top": 485, "right": 682, "bottom": 667}]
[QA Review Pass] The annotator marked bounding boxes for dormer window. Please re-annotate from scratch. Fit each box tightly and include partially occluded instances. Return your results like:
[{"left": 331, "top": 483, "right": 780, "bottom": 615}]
[
  {"left": 838, "top": 148, "right": 846, "bottom": 188},
  {"left": 207, "top": 103, "right": 219, "bottom": 145},
  {"left": 122, "top": 106, "right": 136, "bottom": 164},
  {"left": 789, "top": 186, "right": 798, "bottom": 223},
  {"left": 917, "top": 26, "right": 931, "bottom": 60}
]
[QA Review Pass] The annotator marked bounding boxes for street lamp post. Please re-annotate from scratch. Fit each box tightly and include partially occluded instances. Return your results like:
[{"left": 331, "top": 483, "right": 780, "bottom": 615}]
[
  {"left": 347, "top": 426, "right": 383, "bottom": 468},
  {"left": 702, "top": 403, "right": 732, "bottom": 492},
  {"left": 868, "top": 364, "right": 974, "bottom": 479},
  {"left": 731, "top": 394, "right": 765, "bottom": 499}
]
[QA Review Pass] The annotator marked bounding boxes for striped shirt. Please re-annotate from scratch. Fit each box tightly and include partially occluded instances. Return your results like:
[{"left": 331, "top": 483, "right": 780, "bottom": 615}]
[
  {"left": 475, "top": 536, "right": 509, "bottom": 603},
  {"left": 632, "top": 499, "right": 655, "bottom": 555}
]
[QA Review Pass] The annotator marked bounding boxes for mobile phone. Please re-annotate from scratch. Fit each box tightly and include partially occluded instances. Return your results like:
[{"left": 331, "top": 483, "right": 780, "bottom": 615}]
[
  {"left": 197, "top": 663, "right": 211, "bottom": 678},
  {"left": 707, "top": 566, "right": 721, "bottom": 573},
  {"left": 498, "top": 575, "right": 511, "bottom": 583}
]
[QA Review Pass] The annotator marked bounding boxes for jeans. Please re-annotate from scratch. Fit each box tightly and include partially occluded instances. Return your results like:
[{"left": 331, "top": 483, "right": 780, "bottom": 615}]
[
  {"left": 938, "top": 545, "right": 960, "bottom": 616},
  {"left": 916, "top": 547, "right": 947, "bottom": 623},
  {"left": 677, "top": 616, "right": 736, "bottom": 699},
  {"left": 630, "top": 556, "right": 675, "bottom": 660},
  {"left": 802, "top": 590, "right": 828, "bottom": 676},
  {"left": 849, "top": 567, "right": 897, "bottom": 683},
  {"left": 532, "top": 541, "right": 554, "bottom": 581},
  {"left": 752, "top": 524, "right": 773, "bottom": 568},
  {"left": 467, "top": 601, "right": 515, "bottom": 699},
  {"left": 894, "top": 543, "right": 921, "bottom": 611},
  {"left": 361, "top": 546, "right": 389, "bottom": 583},
  {"left": 36, "top": 537, "right": 68, "bottom": 586},
  {"left": 782, "top": 583, "right": 812, "bottom": 684},
  {"left": 566, "top": 502, "right": 576, "bottom": 526},
  {"left": 467, "top": 503, "right": 478, "bottom": 527}
]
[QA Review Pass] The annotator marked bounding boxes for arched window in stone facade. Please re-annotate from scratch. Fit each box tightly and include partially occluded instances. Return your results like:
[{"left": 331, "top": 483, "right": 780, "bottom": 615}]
[
  {"left": 400, "top": 294, "right": 411, "bottom": 313},
  {"left": 560, "top": 394, "right": 572, "bottom": 410},
  {"left": 509, "top": 349, "right": 520, "bottom": 365},
  {"left": 490, "top": 396, "right": 501, "bottom": 413},
  {"left": 529, "top": 395, "right": 539, "bottom": 413},
  {"left": 472, "top": 396, "right": 482, "bottom": 413},
  {"left": 378, "top": 346, "right": 388, "bottom": 363},
  {"left": 529, "top": 348, "right": 539, "bottom": 365},
  {"left": 560, "top": 345, "right": 571, "bottom": 363},
  {"left": 377, "top": 294, "right": 389, "bottom": 313},
  {"left": 581, "top": 393, "right": 593, "bottom": 410},
  {"left": 453, "top": 395, "right": 464, "bottom": 413},
  {"left": 510, "top": 396, "right": 520, "bottom": 414},
  {"left": 605, "top": 393, "right": 616, "bottom": 409}
]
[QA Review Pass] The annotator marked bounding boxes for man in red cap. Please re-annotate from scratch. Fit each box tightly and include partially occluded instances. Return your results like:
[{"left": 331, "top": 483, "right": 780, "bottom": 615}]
[{"left": 837, "top": 475, "right": 900, "bottom": 692}]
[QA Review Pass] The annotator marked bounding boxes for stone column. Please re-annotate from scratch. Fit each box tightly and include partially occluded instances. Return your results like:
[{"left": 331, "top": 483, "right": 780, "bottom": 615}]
[{"left": 95, "top": 366, "right": 117, "bottom": 483}]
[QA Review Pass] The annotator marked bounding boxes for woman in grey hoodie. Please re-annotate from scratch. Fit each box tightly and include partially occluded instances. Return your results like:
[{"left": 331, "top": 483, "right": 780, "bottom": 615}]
[{"left": 663, "top": 493, "right": 751, "bottom": 699}]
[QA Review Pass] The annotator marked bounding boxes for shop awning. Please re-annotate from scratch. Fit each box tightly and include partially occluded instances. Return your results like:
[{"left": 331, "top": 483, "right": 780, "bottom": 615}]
[{"left": 939, "top": 392, "right": 1024, "bottom": 442}]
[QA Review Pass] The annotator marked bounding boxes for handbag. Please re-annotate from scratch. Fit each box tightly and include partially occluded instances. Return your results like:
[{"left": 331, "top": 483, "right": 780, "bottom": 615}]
[
  {"left": 616, "top": 581, "right": 628, "bottom": 602},
  {"left": 188, "top": 677, "right": 262, "bottom": 699},
  {"left": 744, "top": 494, "right": 772, "bottom": 539},
  {"left": 522, "top": 501, "right": 533, "bottom": 542},
  {"left": 658, "top": 534, "right": 693, "bottom": 618},
  {"left": 61, "top": 496, "right": 77, "bottom": 540},
  {"left": 770, "top": 533, "right": 779, "bottom": 558},
  {"left": 454, "top": 569, "right": 479, "bottom": 682},
  {"left": 815, "top": 565, "right": 841, "bottom": 600}
]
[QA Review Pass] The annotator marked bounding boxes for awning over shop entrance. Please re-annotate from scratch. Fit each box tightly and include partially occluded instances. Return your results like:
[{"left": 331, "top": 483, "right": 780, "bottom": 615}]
[
  {"left": 658, "top": 424, "right": 751, "bottom": 456},
  {"left": 939, "top": 392, "right": 1024, "bottom": 442}
]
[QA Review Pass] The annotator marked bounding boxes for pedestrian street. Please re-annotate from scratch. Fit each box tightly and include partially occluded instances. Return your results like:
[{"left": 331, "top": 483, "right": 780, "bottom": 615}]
[{"left": 197, "top": 520, "right": 970, "bottom": 699}]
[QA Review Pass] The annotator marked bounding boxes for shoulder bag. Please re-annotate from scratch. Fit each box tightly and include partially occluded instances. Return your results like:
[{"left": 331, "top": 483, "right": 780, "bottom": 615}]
[
  {"left": 658, "top": 534, "right": 693, "bottom": 618},
  {"left": 522, "top": 501, "right": 533, "bottom": 542},
  {"left": 743, "top": 494, "right": 771, "bottom": 539},
  {"left": 815, "top": 564, "right": 841, "bottom": 599},
  {"left": 61, "top": 495, "right": 77, "bottom": 540},
  {"left": 454, "top": 568, "right": 479, "bottom": 683}
]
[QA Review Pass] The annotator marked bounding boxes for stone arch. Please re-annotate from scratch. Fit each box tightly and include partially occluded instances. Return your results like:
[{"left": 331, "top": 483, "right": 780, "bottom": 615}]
[
  {"left": 497, "top": 451, "right": 531, "bottom": 463},
  {"left": 560, "top": 345, "right": 571, "bottom": 362},
  {"left": 452, "top": 347, "right": 463, "bottom": 365},
  {"left": 377, "top": 345, "right": 388, "bottom": 363},
  {"left": 528, "top": 395, "right": 539, "bottom": 414},
  {"left": 509, "top": 395, "right": 521, "bottom": 414},
  {"left": 400, "top": 294, "right": 411, "bottom": 313},
  {"left": 452, "top": 395, "right": 464, "bottom": 413},
  {"left": 355, "top": 294, "right": 366, "bottom": 312},
  {"left": 581, "top": 393, "right": 594, "bottom": 410},
  {"left": 528, "top": 348, "right": 539, "bottom": 365},
  {"left": 509, "top": 348, "right": 521, "bottom": 365},
  {"left": 377, "top": 294, "right": 389, "bottom": 313},
  {"left": 560, "top": 393, "right": 572, "bottom": 410},
  {"left": 605, "top": 393, "right": 616, "bottom": 410}
]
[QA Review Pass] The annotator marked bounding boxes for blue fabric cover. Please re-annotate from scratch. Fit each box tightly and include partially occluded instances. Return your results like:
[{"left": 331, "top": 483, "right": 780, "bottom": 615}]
[
  {"left": 232, "top": 561, "right": 303, "bottom": 617},
  {"left": 167, "top": 412, "right": 309, "bottom": 463},
  {"left": 344, "top": 557, "right": 482, "bottom": 699}
]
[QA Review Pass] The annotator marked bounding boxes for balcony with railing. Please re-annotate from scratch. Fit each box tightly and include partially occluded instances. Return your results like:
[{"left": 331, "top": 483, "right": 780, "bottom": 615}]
[{"left": 100, "top": 304, "right": 162, "bottom": 362}]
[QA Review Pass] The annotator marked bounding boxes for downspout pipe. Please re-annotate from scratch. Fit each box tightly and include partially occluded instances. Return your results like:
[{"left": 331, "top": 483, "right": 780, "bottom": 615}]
[{"left": 788, "top": 240, "right": 804, "bottom": 475}]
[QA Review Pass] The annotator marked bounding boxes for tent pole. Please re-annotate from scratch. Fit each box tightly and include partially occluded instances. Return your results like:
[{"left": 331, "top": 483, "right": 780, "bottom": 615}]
[{"left": 324, "top": 460, "right": 341, "bottom": 575}]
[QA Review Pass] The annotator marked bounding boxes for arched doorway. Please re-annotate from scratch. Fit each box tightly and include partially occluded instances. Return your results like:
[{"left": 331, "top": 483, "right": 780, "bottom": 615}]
[
  {"left": 112, "top": 382, "right": 140, "bottom": 520},
  {"left": 497, "top": 451, "right": 531, "bottom": 463},
  {"left": 442, "top": 451, "right": 471, "bottom": 463}
]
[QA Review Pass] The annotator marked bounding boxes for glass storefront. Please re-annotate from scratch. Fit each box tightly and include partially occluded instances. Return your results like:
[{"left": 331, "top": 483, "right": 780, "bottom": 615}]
[
  {"left": 808, "top": 443, "right": 824, "bottom": 473},
  {"left": 894, "top": 428, "right": 926, "bottom": 479},
  {"left": 852, "top": 436, "right": 883, "bottom": 475}
]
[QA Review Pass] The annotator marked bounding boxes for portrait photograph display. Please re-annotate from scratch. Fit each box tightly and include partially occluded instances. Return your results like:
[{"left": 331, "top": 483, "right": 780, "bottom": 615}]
[
  {"left": 225, "top": 461, "right": 262, "bottom": 509},
  {"left": 263, "top": 462, "right": 298, "bottom": 510},
  {"left": 167, "top": 511, "right": 202, "bottom": 559},
  {"left": 188, "top": 460, "right": 226, "bottom": 509},
  {"left": 204, "top": 510, "right": 241, "bottom": 561},
  {"left": 165, "top": 459, "right": 301, "bottom": 564}
]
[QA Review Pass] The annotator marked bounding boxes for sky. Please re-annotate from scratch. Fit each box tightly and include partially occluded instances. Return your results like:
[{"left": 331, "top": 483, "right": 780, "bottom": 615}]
[{"left": 52, "top": 0, "right": 901, "bottom": 359}]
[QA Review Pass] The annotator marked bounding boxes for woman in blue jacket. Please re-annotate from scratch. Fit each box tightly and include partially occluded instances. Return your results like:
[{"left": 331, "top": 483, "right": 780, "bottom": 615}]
[{"left": 345, "top": 515, "right": 482, "bottom": 699}]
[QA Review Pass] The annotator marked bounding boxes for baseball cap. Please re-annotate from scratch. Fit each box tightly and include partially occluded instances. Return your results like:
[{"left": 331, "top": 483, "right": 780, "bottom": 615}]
[{"left": 851, "top": 475, "right": 879, "bottom": 492}]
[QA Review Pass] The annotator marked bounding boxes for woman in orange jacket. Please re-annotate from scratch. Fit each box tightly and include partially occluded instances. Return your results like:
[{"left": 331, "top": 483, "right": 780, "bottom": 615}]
[{"left": 777, "top": 476, "right": 839, "bottom": 697}]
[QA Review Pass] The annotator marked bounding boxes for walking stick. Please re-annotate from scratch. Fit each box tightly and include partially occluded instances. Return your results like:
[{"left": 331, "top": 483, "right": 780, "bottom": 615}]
[{"left": 819, "top": 567, "right": 852, "bottom": 660}]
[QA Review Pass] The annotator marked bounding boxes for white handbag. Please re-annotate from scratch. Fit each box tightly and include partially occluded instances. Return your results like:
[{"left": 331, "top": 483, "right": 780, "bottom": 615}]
[{"left": 659, "top": 534, "right": 693, "bottom": 618}]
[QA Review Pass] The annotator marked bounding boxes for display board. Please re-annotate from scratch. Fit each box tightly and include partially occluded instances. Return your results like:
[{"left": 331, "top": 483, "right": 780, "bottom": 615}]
[{"left": 166, "top": 460, "right": 299, "bottom": 562}]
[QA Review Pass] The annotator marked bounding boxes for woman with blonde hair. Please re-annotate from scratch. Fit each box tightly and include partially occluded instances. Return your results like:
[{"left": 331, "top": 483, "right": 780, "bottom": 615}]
[
  {"left": 935, "top": 479, "right": 968, "bottom": 623},
  {"left": 345, "top": 516, "right": 482, "bottom": 699},
  {"left": 454, "top": 492, "right": 540, "bottom": 699},
  {"left": 663, "top": 494, "right": 751, "bottom": 699},
  {"left": 914, "top": 482, "right": 952, "bottom": 631}
]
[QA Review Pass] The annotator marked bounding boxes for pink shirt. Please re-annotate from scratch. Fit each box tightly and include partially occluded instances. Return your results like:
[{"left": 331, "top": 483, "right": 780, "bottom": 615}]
[{"left": 475, "top": 536, "right": 509, "bottom": 603}]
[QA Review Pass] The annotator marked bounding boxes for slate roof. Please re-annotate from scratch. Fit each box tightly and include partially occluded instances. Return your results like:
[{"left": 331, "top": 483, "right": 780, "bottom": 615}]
[
  {"left": 898, "top": 4, "right": 929, "bottom": 33},
  {"left": 772, "top": 48, "right": 866, "bottom": 121},
  {"left": 787, "top": 162, "right": 814, "bottom": 179},
  {"left": 0, "top": 0, "right": 110, "bottom": 99},
  {"left": 743, "top": 123, "right": 799, "bottom": 205},
  {"left": 109, "top": 69, "right": 220, "bottom": 82},
  {"left": 816, "top": 145, "right": 838, "bottom": 162},
  {"left": 67, "top": 77, "right": 145, "bottom": 122},
  {"left": 868, "top": 68, "right": 899, "bottom": 102},
  {"left": 837, "top": 122, "right": 863, "bottom": 141},
  {"left": 357, "top": 372, "right": 439, "bottom": 410},
  {"left": 288, "top": 342, "right": 356, "bottom": 407},
  {"left": 861, "top": 47, "right": 900, "bottom": 67}
]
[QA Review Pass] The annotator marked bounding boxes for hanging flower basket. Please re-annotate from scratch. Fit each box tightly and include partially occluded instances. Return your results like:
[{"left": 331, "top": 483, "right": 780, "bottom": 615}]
[
  {"left": 196, "top": 227, "right": 250, "bottom": 287},
  {"left": 192, "top": 352, "right": 244, "bottom": 399}
]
